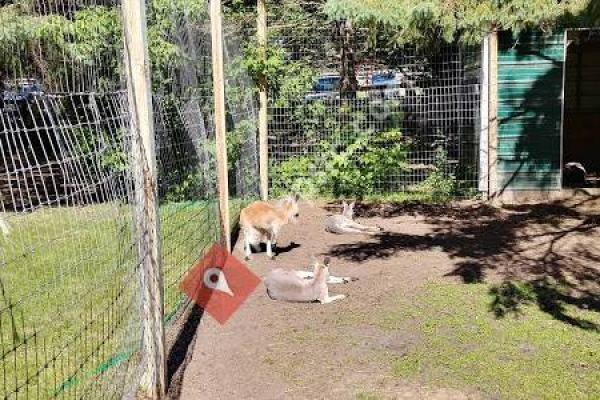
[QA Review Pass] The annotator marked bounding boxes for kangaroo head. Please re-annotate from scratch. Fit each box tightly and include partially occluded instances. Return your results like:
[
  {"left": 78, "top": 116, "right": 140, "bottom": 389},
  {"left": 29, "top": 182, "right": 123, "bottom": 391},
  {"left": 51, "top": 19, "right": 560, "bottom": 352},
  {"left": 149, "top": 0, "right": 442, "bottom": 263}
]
[
  {"left": 311, "top": 256, "right": 331, "bottom": 281},
  {"left": 342, "top": 201, "right": 355, "bottom": 219},
  {"left": 280, "top": 193, "right": 300, "bottom": 223}
]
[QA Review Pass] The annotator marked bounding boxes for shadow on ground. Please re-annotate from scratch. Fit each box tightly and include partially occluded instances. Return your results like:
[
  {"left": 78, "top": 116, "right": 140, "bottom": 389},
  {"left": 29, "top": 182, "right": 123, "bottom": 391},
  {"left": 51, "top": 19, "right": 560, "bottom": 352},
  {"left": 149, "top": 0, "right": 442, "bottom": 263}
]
[
  {"left": 327, "top": 195, "right": 600, "bottom": 331},
  {"left": 166, "top": 305, "right": 205, "bottom": 398}
]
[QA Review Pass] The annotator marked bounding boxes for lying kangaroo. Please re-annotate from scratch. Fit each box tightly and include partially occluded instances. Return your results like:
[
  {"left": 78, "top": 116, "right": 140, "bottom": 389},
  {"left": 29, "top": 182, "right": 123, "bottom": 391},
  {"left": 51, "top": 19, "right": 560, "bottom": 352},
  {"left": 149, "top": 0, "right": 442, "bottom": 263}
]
[
  {"left": 265, "top": 257, "right": 352, "bottom": 304},
  {"left": 240, "top": 194, "right": 300, "bottom": 260},
  {"left": 325, "top": 201, "right": 382, "bottom": 235}
]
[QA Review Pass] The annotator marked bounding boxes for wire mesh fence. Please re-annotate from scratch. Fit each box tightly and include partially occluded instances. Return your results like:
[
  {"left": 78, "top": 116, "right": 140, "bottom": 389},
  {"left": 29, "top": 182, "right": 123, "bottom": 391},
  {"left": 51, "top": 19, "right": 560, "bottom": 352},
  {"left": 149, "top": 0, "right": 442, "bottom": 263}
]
[
  {"left": 0, "top": 0, "right": 146, "bottom": 394},
  {"left": 0, "top": 87, "right": 143, "bottom": 398},
  {"left": 223, "top": 21, "right": 260, "bottom": 220},
  {"left": 0, "top": 0, "right": 260, "bottom": 398},
  {"left": 0, "top": 0, "right": 487, "bottom": 397},
  {"left": 265, "top": 8, "right": 482, "bottom": 200}
]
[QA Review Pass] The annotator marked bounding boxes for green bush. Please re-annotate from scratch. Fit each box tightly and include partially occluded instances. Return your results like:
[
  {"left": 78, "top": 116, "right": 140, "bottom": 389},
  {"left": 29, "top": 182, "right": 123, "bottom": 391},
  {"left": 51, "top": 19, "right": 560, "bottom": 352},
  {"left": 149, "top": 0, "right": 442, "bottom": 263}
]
[
  {"left": 270, "top": 129, "right": 410, "bottom": 198},
  {"left": 321, "top": 129, "right": 409, "bottom": 197},
  {"left": 270, "top": 156, "right": 322, "bottom": 198},
  {"left": 417, "top": 146, "right": 457, "bottom": 201}
]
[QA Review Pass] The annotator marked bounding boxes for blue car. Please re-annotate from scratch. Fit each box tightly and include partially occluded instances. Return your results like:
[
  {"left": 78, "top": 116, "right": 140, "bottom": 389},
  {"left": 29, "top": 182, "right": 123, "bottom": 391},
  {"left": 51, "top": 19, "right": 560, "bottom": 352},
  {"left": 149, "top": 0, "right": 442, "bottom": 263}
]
[
  {"left": 313, "top": 74, "right": 340, "bottom": 92},
  {"left": 305, "top": 74, "right": 341, "bottom": 101},
  {"left": 372, "top": 72, "right": 399, "bottom": 88}
]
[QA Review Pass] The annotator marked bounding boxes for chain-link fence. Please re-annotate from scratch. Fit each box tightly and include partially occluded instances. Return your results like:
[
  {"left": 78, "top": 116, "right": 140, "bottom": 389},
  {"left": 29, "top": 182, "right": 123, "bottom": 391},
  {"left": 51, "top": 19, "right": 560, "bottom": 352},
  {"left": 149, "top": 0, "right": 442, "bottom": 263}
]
[
  {"left": 265, "top": 8, "right": 482, "bottom": 200},
  {"left": 0, "top": 0, "right": 258, "bottom": 398}
]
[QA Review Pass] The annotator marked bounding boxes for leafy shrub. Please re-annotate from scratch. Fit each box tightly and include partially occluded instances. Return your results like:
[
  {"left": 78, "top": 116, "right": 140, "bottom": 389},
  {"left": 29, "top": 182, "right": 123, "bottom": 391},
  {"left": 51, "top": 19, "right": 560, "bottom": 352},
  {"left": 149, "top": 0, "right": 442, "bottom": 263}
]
[
  {"left": 270, "top": 129, "right": 410, "bottom": 198},
  {"left": 417, "top": 146, "right": 457, "bottom": 201},
  {"left": 270, "top": 156, "right": 322, "bottom": 197},
  {"left": 321, "top": 129, "right": 409, "bottom": 197}
]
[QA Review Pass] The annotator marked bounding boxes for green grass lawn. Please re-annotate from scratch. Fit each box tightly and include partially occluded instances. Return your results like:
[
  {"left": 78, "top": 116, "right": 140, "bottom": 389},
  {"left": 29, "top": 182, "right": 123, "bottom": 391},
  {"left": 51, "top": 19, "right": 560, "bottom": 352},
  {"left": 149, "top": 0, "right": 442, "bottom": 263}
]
[
  {"left": 382, "top": 282, "right": 600, "bottom": 399},
  {"left": 0, "top": 199, "right": 236, "bottom": 398}
]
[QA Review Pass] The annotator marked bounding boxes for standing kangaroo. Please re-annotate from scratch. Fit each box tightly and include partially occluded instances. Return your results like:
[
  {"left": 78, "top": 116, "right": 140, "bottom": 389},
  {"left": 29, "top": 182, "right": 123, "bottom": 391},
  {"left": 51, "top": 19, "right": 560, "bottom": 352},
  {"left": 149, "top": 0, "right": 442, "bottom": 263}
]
[
  {"left": 324, "top": 201, "right": 382, "bottom": 235},
  {"left": 239, "top": 194, "right": 300, "bottom": 260},
  {"left": 264, "top": 257, "right": 348, "bottom": 304}
]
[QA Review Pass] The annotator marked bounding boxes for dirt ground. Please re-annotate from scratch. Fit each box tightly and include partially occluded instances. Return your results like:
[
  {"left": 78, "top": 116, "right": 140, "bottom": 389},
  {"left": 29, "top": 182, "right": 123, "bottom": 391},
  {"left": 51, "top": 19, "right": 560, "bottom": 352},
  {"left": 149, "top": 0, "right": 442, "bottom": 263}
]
[{"left": 175, "top": 195, "right": 600, "bottom": 400}]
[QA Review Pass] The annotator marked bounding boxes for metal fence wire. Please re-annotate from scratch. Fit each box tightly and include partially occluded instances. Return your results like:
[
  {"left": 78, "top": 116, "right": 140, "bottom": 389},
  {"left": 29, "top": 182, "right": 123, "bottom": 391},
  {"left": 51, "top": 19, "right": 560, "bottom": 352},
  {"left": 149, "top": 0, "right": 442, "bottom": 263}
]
[
  {"left": 1, "top": 0, "right": 484, "bottom": 397},
  {"left": 0, "top": 0, "right": 146, "bottom": 390},
  {"left": 266, "top": 16, "right": 482, "bottom": 199},
  {"left": 0, "top": 0, "right": 261, "bottom": 398}
]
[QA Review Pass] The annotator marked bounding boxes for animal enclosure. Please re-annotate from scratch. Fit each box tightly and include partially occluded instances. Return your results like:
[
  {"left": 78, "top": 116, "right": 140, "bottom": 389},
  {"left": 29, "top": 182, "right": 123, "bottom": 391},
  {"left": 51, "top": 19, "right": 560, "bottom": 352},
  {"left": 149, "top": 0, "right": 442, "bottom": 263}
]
[{"left": 1, "top": 0, "right": 598, "bottom": 398}]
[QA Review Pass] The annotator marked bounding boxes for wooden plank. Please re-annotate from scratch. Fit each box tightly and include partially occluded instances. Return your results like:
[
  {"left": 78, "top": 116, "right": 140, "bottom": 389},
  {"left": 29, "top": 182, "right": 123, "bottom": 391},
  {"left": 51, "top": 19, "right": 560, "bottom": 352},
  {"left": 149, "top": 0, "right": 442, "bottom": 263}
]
[
  {"left": 121, "top": 0, "right": 166, "bottom": 396},
  {"left": 497, "top": 172, "right": 562, "bottom": 190},
  {"left": 210, "top": 0, "right": 231, "bottom": 252},
  {"left": 479, "top": 33, "right": 490, "bottom": 195},
  {"left": 257, "top": 0, "right": 269, "bottom": 201},
  {"left": 489, "top": 30, "right": 499, "bottom": 197},
  {"left": 496, "top": 29, "right": 565, "bottom": 193}
]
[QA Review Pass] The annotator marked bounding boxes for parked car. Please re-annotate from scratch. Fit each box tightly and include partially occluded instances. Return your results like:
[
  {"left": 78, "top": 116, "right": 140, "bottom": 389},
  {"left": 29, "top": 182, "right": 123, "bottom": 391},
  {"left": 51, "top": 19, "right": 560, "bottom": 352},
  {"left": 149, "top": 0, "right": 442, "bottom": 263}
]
[
  {"left": 305, "top": 73, "right": 340, "bottom": 101},
  {"left": 370, "top": 71, "right": 407, "bottom": 100},
  {"left": 2, "top": 79, "right": 43, "bottom": 111},
  {"left": 371, "top": 71, "right": 402, "bottom": 88}
]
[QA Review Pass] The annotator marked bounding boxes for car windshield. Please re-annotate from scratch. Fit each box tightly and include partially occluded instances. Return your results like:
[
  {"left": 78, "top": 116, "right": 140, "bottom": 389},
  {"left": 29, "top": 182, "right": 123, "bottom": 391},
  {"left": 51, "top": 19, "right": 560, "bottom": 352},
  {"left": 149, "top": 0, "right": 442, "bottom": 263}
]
[
  {"left": 314, "top": 76, "right": 340, "bottom": 91},
  {"left": 373, "top": 74, "right": 394, "bottom": 83}
]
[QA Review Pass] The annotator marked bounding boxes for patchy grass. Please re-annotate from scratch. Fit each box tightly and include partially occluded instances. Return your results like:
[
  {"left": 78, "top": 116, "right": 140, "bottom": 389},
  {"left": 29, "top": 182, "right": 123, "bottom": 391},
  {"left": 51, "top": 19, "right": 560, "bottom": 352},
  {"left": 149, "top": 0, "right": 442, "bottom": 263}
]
[
  {"left": 382, "top": 282, "right": 600, "bottom": 400},
  {"left": 0, "top": 199, "right": 232, "bottom": 397},
  {"left": 355, "top": 390, "right": 381, "bottom": 400}
]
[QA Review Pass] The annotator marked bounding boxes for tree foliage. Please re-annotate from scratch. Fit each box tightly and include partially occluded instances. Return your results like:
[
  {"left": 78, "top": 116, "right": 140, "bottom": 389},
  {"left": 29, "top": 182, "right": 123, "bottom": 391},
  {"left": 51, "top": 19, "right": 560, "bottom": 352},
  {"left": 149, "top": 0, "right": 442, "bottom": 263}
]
[
  {"left": 0, "top": 0, "right": 209, "bottom": 91},
  {"left": 325, "top": 0, "right": 599, "bottom": 45}
]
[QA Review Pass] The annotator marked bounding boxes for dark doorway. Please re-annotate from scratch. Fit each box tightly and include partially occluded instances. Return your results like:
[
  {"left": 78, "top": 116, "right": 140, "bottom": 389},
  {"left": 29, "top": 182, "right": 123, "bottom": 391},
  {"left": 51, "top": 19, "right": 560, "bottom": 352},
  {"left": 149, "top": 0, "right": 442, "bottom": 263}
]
[{"left": 563, "top": 30, "right": 600, "bottom": 188}]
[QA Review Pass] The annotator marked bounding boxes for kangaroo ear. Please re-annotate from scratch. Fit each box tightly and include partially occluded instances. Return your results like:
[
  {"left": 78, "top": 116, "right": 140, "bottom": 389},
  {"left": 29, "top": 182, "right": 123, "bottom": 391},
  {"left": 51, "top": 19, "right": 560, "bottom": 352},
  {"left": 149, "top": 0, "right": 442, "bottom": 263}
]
[
  {"left": 323, "top": 257, "right": 331, "bottom": 266},
  {"left": 293, "top": 193, "right": 300, "bottom": 202},
  {"left": 342, "top": 201, "right": 348, "bottom": 213},
  {"left": 349, "top": 202, "right": 355, "bottom": 211}
]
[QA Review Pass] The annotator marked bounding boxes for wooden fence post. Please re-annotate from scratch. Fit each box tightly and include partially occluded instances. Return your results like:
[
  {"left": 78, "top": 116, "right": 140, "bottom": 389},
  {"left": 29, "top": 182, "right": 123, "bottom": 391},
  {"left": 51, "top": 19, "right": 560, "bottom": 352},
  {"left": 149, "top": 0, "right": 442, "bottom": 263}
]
[
  {"left": 488, "top": 29, "right": 499, "bottom": 199},
  {"left": 210, "top": 0, "right": 232, "bottom": 251},
  {"left": 479, "top": 33, "right": 490, "bottom": 198},
  {"left": 257, "top": 0, "right": 269, "bottom": 201},
  {"left": 122, "top": 0, "right": 166, "bottom": 396}
]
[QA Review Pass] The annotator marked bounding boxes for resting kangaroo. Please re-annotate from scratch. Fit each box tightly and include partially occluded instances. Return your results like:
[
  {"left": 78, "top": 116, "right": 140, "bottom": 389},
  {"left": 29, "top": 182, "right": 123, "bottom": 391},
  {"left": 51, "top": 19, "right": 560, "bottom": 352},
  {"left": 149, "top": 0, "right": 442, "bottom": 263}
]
[
  {"left": 265, "top": 257, "right": 351, "bottom": 304},
  {"left": 239, "top": 194, "right": 300, "bottom": 260},
  {"left": 325, "top": 201, "right": 382, "bottom": 235}
]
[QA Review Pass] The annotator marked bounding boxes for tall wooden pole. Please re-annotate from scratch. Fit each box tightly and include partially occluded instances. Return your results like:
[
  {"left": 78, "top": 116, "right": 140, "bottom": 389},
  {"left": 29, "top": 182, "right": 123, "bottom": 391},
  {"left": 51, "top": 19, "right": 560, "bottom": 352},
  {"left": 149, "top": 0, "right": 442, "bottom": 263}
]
[
  {"left": 257, "top": 0, "right": 269, "bottom": 200},
  {"left": 210, "top": 0, "right": 232, "bottom": 251},
  {"left": 479, "top": 33, "right": 490, "bottom": 198},
  {"left": 122, "top": 0, "right": 166, "bottom": 395},
  {"left": 488, "top": 30, "right": 499, "bottom": 198}
]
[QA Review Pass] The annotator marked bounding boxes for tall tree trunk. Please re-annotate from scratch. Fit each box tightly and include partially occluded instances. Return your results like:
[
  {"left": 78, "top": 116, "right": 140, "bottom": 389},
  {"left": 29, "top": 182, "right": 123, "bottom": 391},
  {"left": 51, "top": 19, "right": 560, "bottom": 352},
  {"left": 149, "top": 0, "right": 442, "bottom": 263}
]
[{"left": 337, "top": 19, "right": 358, "bottom": 98}]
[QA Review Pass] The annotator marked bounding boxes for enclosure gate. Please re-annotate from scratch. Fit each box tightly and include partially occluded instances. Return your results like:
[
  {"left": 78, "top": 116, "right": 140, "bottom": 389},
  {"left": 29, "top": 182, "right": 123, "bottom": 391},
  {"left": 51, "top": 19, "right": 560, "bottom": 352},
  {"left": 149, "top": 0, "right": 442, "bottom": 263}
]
[{"left": 496, "top": 31, "right": 565, "bottom": 192}]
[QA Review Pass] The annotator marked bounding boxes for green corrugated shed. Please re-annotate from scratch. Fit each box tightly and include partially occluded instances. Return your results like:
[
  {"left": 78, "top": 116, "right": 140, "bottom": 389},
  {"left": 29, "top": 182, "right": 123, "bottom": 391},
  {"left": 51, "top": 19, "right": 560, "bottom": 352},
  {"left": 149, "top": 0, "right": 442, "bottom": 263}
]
[{"left": 497, "top": 30, "right": 565, "bottom": 190}]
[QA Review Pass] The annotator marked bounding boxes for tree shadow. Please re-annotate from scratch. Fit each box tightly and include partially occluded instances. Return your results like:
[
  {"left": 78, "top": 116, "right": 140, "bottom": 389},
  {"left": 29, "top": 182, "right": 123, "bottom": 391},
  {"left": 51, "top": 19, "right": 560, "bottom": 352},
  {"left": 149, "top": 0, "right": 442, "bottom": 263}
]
[
  {"left": 446, "top": 261, "right": 486, "bottom": 284},
  {"left": 327, "top": 195, "right": 600, "bottom": 330}
]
